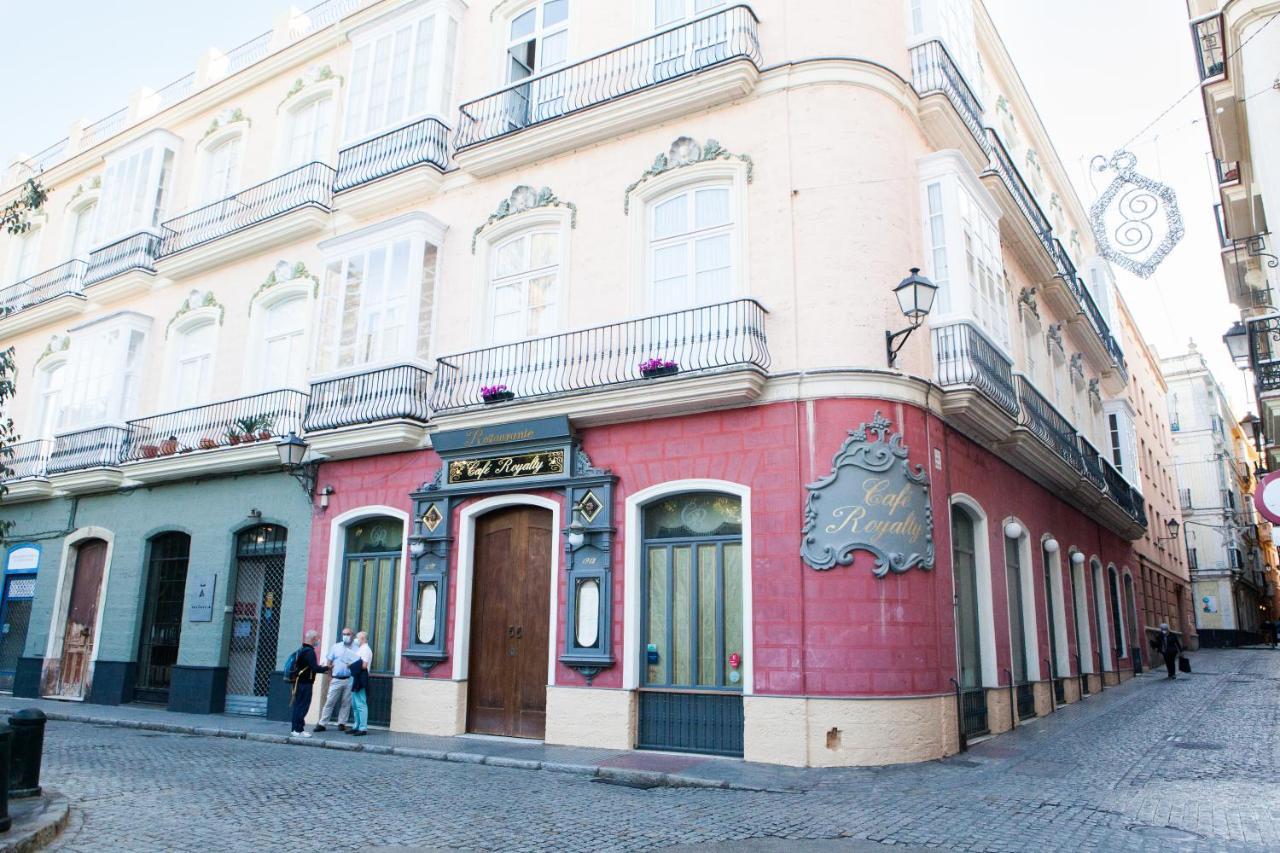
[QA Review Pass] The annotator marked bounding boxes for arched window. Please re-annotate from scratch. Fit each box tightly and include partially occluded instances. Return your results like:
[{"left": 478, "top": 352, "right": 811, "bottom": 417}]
[
  {"left": 135, "top": 532, "right": 191, "bottom": 703},
  {"left": 67, "top": 201, "right": 98, "bottom": 259},
  {"left": 489, "top": 229, "right": 560, "bottom": 343},
  {"left": 1091, "top": 560, "right": 1112, "bottom": 671},
  {"left": 11, "top": 226, "right": 42, "bottom": 282},
  {"left": 648, "top": 184, "right": 733, "bottom": 310},
  {"left": 1108, "top": 566, "right": 1127, "bottom": 659},
  {"left": 641, "top": 493, "right": 742, "bottom": 689},
  {"left": 951, "top": 506, "right": 983, "bottom": 691},
  {"left": 1041, "top": 540, "right": 1068, "bottom": 688},
  {"left": 285, "top": 95, "right": 334, "bottom": 168},
  {"left": 1069, "top": 557, "right": 1093, "bottom": 680},
  {"left": 202, "top": 135, "right": 243, "bottom": 202},
  {"left": 171, "top": 320, "right": 216, "bottom": 408},
  {"left": 35, "top": 360, "right": 66, "bottom": 440},
  {"left": 260, "top": 294, "right": 308, "bottom": 390},
  {"left": 1003, "top": 525, "right": 1038, "bottom": 716},
  {"left": 340, "top": 516, "right": 404, "bottom": 674}
]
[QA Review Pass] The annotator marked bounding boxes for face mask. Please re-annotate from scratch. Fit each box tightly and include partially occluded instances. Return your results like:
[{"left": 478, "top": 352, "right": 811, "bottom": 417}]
[{"left": 342, "top": 635, "right": 353, "bottom": 646}]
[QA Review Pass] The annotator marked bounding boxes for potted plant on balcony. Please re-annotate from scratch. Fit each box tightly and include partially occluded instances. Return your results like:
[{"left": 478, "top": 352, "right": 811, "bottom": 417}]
[
  {"left": 139, "top": 444, "right": 160, "bottom": 459},
  {"left": 159, "top": 435, "right": 179, "bottom": 456},
  {"left": 198, "top": 437, "right": 218, "bottom": 450},
  {"left": 639, "top": 358, "right": 679, "bottom": 379},
  {"left": 481, "top": 384, "right": 514, "bottom": 404},
  {"left": 255, "top": 415, "right": 275, "bottom": 441},
  {"left": 234, "top": 415, "right": 264, "bottom": 443},
  {"left": 226, "top": 428, "right": 243, "bottom": 445}
]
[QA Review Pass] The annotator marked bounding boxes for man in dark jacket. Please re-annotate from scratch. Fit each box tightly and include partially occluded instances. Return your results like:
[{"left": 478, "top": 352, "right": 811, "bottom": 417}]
[
  {"left": 1154, "top": 622, "right": 1183, "bottom": 680},
  {"left": 290, "top": 630, "right": 329, "bottom": 737}
]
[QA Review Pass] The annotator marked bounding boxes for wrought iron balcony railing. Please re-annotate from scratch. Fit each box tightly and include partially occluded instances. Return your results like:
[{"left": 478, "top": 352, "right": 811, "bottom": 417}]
[
  {"left": 304, "top": 364, "right": 432, "bottom": 431},
  {"left": 3, "top": 439, "right": 53, "bottom": 481},
  {"left": 1078, "top": 436, "right": 1107, "bottom": 493},
  {"left": 931, "top": 321, "right": 1018, "bottom": 416},
  {"left": 1257, "top": 360, "right": 1280, "bottom": 394},
  {"left": 1100, "top": 456, "right": 1136, "bottom": 517},
  {"left": 84, "top": 231, "right": 161, "bottom": 286},
  {"left": 122, "top": 389, "right": 309, "bottom": 461},
  {"left": 984, "top": 129, "right": 1054, "bottom": 259},
  {"left": 1052, "top": 240, "right": 1127, "bottom": 375},
  {"left": 158, "top": 161, "right": 335, "bottom": 258},
  {"left": 47, "top": 426, "right": 130, "bottom": 474},
  {"left": 83, "top": 108, "right": 128, "bottom": 149},
  {"left": 431, "top": 298, "right": 770, "bottom": 411},
  {"left": 335, "top": 117, "right": 451, "bottom": 193},
  {"left": 0, "top": 260, "right": 86, "bottom": 317},
  {"left": 455, "top": 5, "right": 761, "bottom": 150},
  {"left": 909, "top": 40, "right": 987, "bottom": 152},
  {"left": 1193, "top": 14, "right": 1226, "bottom": 81},
  {"left": 1015, "top": 375, "right": 1083, "bottom": 473}
]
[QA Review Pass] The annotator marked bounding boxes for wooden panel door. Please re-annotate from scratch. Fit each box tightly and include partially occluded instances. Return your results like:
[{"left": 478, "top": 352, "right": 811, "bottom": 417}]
[
  {"left": 467, "top": 506, "right": 552, "bottom": 739},
  {"left": 56, "top": 539, "right": 107, "bottom": 699}
]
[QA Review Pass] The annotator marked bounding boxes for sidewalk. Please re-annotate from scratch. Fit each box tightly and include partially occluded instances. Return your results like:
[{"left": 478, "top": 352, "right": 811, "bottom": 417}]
[{"left": 0, "top": 671, "right": 1162, "bottom": 795}]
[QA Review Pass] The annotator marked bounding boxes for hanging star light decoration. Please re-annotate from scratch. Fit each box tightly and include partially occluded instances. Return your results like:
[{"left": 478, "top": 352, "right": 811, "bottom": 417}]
[{"left": 1088, "top": 150, "right": 1184, "bottom": 279}]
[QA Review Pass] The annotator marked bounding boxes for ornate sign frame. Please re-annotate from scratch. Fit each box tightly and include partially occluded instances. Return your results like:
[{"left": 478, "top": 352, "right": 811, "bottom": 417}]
[{"left": 801, "top": 412, "right": 935, "bottom": 576}]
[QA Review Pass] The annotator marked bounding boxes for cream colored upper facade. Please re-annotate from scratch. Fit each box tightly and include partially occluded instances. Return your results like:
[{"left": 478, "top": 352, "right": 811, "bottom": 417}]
[{"left": 0, "top": 0, "right": 1155, "bottom": 539}]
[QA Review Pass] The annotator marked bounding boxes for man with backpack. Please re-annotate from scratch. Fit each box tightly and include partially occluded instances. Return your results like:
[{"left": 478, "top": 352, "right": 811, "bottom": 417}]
[{"left": 286, "top": 630, "right": 329, "bottom": 737}]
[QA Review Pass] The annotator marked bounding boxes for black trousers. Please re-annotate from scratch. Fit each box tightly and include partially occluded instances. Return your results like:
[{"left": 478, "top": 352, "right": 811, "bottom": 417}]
[
  {"left": 1163, "top": 651, "right": 1178, "bottom": 678},
  {"left": 290, "top": 681, "right": 313, "bottom": 733}
]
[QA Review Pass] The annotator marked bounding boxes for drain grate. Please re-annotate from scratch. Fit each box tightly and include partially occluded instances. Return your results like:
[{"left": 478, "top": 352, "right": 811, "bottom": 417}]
[
  {"left": 592, "top": 777, "right": 663, "bottom": 791},
  {"left": 1126, "top": 824, "right": 1204, "bottom": 842}
]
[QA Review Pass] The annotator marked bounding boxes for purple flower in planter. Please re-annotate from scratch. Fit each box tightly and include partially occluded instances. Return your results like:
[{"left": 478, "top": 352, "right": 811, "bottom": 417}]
[
  {"left": 481, "top": 384, "right": 510, "bottom": 399},
  {"left": 640, "top": 358, "right": 678, "bottom": 373}
]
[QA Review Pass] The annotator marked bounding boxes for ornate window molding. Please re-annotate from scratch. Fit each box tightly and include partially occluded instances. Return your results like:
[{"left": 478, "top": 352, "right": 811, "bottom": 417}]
[
  {"left": 35, "top": 333, "right": 70, "bottom": 369},
  {"left": 472, "top": 185, "right": 576, "bottom": 253},
  {"left": 250, "top": 260, "right": 320, "bottom": 312},
  {"left": 167, "top": 289, "right": 225, "bottom": 337},
  {"left": 624, "top": 136, "right": 753, "bottom": 214},
  {"left": 202, "top": 107, "right": 249, "bottom": 141},
  {"left": 280, "top": 65, "right": 339, "bottom": 106}
]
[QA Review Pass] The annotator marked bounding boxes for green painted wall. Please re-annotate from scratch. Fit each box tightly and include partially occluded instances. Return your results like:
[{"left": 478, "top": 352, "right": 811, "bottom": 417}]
[{"left": 0, "top": 470, "right": 311, "bottom": 672}]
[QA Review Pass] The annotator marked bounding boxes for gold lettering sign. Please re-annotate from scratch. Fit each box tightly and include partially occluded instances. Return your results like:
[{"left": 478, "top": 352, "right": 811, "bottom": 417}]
[
  {"left": 463, "top": 427, "right": 536, "bottom": 448},
  {"left": 447, "top": 449, "right": 566, "bottom": 485},
  {"left": 801, "top": 411, "right": 935, "bottom": 576}
]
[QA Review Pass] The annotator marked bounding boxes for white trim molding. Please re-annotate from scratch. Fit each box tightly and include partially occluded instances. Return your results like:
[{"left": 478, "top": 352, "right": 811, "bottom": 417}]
[{"left": 949, "top": 493, "right": 997, "bottom": 688}]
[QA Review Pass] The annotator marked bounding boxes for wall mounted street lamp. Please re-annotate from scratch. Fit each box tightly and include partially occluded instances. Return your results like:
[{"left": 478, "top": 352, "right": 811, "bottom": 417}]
[
  {"left": 1223, "top": 320, "right": 1250, "bottom": 367},
  {"left": 1070, "top": 550, "right": 1086, "bottom": 567},
  {"left": 886, "top": 267, "right": 938, "bottom": 368},
  {"left": 1156, "top": 517, "right": 1181, "bottom": 544},
  {"left": 276, "top": 431, "right": 323, "bottom": 500}
]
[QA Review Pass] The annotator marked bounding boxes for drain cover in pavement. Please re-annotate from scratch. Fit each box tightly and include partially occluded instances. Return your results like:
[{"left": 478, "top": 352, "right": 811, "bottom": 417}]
[
  {"left": 592, "top": 777, "right": 662, "bottom": 790},
  {"left": 1126, "top": 825, "right": 1204, "bottom": 842}
]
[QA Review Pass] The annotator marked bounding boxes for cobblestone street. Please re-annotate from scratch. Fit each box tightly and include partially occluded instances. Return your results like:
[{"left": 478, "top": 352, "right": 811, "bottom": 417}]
[{"left": 19, "top": 648, "right": 1276, "bottom": 852}]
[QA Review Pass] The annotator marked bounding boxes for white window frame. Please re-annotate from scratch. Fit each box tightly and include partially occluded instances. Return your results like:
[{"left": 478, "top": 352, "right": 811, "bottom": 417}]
[
  {"left": 33, "top": 356, "right": 68, "bottom": 441},
  {"left": 646, "top": 183, "right": 736, "bottom": 313},
  {"left": 486, "top": 228, "right": 562, "bottom": 345},
  {"left": 343, "top": 0, "right": 463, "bottom": 145},
  {"left": 1104, "top": 399, "right": 1140, "bottom": 485},
  {"left": 626, "top": 159, "right": 750, "bottom": 319},
  {"left": 316, "top": 212, "right": 446, "bottom": 377},
  {"left": 94, "top": 130, "right": 179, "bottom": 248},
  {"left": 276, "top": 87, "right": 339, "bottom": 171},
  {"left": 247, "top": 277, "right": 315, "bottom": 393},
  {"left": 64, "top": 194, "right": 100, "bottom": 261},
  {"left": 164, "top": 312, "right": 220, "bottom": 410},
  {"left": 504, "top": 0, "right": 571, "bottom": 81},
  {"left": 472, "top": 205, "right": 572, "bottom": 348},
  {"left": 653, "top": 0, "right": 725, "bottom": 28},
  {"left": 195, "top": 124, "right": 248, "bottom": 205},
  {"left": 919, "top": 151, "right": 1010, "bottom": 355},
  {"left": 8, "top": 223, "right": 44, "bottom": 284},
  {"left": 60, "top": 311, "right": 152, "bottom": 431},
  {"left": 906, "top": 0, "right": 979, "bottom": 86}
]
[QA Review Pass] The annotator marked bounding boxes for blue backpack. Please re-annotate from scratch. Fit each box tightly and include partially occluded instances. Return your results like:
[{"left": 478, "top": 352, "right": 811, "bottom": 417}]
[{"left": 283, "top": 647, "right": 304, "bottom": 683}]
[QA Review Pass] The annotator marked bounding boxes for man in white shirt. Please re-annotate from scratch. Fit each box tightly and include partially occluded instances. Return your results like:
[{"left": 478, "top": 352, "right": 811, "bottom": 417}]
[
  {"left": 315, "top": 627, "right": 360, "bottom": 732},
  {"left": 356, "top": 631, "right": 373, "bottom": 668}
]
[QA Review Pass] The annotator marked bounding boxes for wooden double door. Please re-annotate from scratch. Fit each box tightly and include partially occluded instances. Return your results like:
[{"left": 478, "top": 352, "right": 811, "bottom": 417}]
[
  {"left": 467, "top": 506, "right": 552, "bottom": 739},
  {"left": 52, "top": 539, "right": 107, "bottom": 699}
]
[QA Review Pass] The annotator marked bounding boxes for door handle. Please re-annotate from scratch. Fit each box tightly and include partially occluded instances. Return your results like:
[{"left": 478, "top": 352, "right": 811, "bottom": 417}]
[
  {"left": 507, "top": 626, "right": 515, "bottom": 637},
  {"left": 514, "top": 626, "right": 523, "bottom": 639}
]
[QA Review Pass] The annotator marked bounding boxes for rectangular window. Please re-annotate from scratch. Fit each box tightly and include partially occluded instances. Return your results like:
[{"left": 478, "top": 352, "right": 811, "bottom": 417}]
[
  {"left": 1108, "top": 413, "right": 1123, "bottom": 471},
  {"left": 345, "top": 10, "right": 454, "bottom": 141},
  {"left": 96, "top": 134, "right": 178, "bottom": 245},
  {"left": 925, "top": 182, "right": 949, "bottom": 314},
  {"left": 62, "top": 315, "right": 150, "bottom": 429}
]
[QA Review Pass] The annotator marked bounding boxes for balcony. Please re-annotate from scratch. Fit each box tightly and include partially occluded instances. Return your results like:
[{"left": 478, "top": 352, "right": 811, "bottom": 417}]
[
  {"left": 1193, "top": 15, "right": 1226, "bottom": 81},
  {"left": 453, "top": 5, "right": 762, "bottom": 176},
  {"left": 931, "top": 321, "right": 1018, "bottom": 444},
  {"left": 909, "top": 40, "right": 989, "bottom": 168},
  {"left": 0, "top": 260, "right": 86, "bottom": 333},
  {"left": 47, "top": 425, "right": 130, "bottom": 493},
  {"left": 1051, "top": 242, "right": 1128, "bottom": 386},
  {"left": 121, "top": 389, "right": 309, "bottom": 484},
  {"left": 156, "top": 162, "right": 335, "bottom": 279},
  {"left": 334, "top": 118, "right": 450, "bottom": 215},
  {"left": 431, "top": 298, "right": 770, "bottom": 425},
  {"left": 1078, "top": 436, "right": 1108, "bottom": 494},
  {"left": 303, "top": 364, "right": 432, "bottom": 459},
  {"left": 83, "top": 231, "right": 162, "bottom": 303},
  {"left": 1, "top": 439, "right": 55, "bottom": 502},
  {"left": 1014, "top": 375, "right": 1083, "bottom": 478},
  {"left": 981, "top": 128, "right": 1056, "bottom": 282}
]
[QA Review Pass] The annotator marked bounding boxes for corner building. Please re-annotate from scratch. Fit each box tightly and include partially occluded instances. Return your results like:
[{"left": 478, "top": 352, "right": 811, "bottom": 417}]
[{"left": 0, "top": 0, "right": 1171, "bottom": 764}]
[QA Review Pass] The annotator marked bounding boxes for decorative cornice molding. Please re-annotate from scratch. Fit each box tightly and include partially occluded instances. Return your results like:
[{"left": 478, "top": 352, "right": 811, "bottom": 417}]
[
  {"left": 203, "top": 107, "right": 248, "bottom": 140},
  {"left": 624, "top": 136, "right": 753, "bottom": 214},
  {"left": 471, "top": 185, "right": 577, "bottom": 253},
  {"left": 250, "top": 260, "right": 319, "bottom": 311},
  {"left": 167, "top": 289, "right": 225, "bottom": 336}
]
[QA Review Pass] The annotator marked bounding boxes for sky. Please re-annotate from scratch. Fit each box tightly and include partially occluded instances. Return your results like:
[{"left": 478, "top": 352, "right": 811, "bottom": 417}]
[{"left": 0, "top": 0, "right": 1245, "bottom": 413}]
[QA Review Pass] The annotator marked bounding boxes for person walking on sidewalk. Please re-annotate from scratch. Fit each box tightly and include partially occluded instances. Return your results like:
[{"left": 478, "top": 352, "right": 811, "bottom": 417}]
[
  {"left": 1154, "top": 623, "right": 1183, "bottom": 680},
  {"left": 316, "top": 627, "right": 359, "bottom": 732},
  {"left": 288, "top": 630, "right": 329, "bottom": 737}
]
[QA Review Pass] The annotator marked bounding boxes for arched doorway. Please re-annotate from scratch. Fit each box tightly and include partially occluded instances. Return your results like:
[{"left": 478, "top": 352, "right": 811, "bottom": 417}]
[
  {"left": 636, "top": 492, "right": 744, "bottom": 756},
  {"left": 52, "top": 538, "right": 107, "bottom": 699},
  {"left": 135, "top": 532, "right": 191, "bottom": 705},
  {"left": 226, "top": 525, "right": 288, "bottom": 716},
  {"left": 952, "top": 504, "right": 987, "bottom": 736},
  {"left": 1123, "top": 573, "right": 1142, "bottom": 671},
  {"left": 467, "top": 505, "right": 552, "bottom": 739},
  {"left": 339, "top": 516, "right": 403, "bottom": 726}
]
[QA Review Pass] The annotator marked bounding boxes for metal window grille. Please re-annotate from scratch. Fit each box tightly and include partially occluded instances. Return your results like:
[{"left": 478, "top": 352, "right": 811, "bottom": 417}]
[{"left": 225, "top": 525, "right": 288, "bottom": 715}]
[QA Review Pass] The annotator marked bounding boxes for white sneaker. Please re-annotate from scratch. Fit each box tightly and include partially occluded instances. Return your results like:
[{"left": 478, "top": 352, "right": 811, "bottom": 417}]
[{"left": 293, "top": 731, "right": 312, "bottom": 738}]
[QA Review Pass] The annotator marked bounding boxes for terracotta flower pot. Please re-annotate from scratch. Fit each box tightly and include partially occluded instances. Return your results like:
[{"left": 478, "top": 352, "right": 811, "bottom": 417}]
[
  {"left": 227, "top": 433, "right": 242, "bottom": 445},
  {"left": 258, "top": 430, "right": 272, "bottom": 440},
  {"left": 140, "top": 445, "right": 159, "bottom": 459},
  {"left": 160, "top": 439, "right": 179, "bottom": 456},
  {"left": 199, "top": 438, "right": 218, "bottom": 450}
]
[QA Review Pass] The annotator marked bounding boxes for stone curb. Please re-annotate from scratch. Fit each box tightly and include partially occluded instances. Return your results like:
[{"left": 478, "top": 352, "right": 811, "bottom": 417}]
[
  {"left": 0, "top": 791, "right": 71, "bottom": 853},
  {"left": 6, "top": 707, "right": 776, "bottom": 793}
]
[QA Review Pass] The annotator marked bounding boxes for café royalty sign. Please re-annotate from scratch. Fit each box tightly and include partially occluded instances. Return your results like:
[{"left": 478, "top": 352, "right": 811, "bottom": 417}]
[{"left": 801, "top": 412, "right": 935, "bottom": 576}]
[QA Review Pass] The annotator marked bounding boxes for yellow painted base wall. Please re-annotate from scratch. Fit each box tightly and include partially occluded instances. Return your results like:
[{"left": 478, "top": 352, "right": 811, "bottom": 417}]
[
  {"left": 390, "top": 677, "right": 466, "bottom": 735},
  {"left": 742, "top": 694, "right": 959, "bottom": 767},
  {"left": 544, "top": 686, "right": 636, "bottom": 750}
]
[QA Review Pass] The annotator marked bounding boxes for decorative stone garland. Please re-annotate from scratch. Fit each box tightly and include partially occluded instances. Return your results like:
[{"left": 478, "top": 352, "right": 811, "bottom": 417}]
[
  {"left": 472, "top": 185, "right": 577, "bottom": 253},
  {"left": 624, "top": 136, "right": 753, "bottom": 214}
]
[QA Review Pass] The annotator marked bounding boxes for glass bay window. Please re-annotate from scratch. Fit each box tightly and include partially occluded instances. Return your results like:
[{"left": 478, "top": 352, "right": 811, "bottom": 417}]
[{"left": 95, "top": 131, "right": 178, "bottom": 248}]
